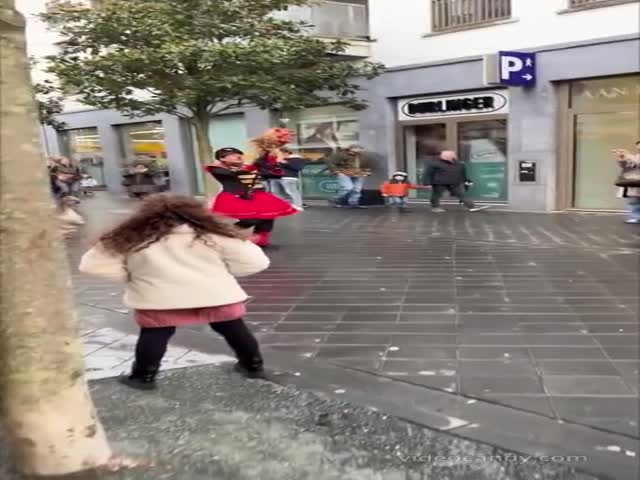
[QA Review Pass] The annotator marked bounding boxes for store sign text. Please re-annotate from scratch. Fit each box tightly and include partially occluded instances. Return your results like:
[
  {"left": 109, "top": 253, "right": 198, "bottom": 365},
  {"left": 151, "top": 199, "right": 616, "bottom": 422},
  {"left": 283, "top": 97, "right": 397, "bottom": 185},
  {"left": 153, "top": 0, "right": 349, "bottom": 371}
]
[{"left": 399, "top": 92, "right": 508, "bottom": 121}]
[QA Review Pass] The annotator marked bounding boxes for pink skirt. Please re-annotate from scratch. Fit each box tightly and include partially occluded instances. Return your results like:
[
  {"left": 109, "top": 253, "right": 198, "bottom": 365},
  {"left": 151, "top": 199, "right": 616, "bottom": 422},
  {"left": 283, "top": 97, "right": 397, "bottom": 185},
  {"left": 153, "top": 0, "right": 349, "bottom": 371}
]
[{"left": 134, "top": 302, "right": 247, "bottom": 328}]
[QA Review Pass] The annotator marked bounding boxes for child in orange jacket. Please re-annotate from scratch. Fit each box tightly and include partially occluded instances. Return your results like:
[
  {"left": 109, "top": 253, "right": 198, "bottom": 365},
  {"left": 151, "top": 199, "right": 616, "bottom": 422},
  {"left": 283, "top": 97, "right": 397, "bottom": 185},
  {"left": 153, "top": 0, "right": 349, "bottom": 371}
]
[{"left": 380, "top": 172, "right": 426, "bottom": 211}]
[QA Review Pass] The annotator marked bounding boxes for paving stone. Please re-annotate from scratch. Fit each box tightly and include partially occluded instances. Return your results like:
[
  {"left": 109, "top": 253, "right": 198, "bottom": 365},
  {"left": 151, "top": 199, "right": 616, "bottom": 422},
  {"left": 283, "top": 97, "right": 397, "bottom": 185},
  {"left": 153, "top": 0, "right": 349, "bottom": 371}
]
[
  {"left": 538, "top": 361, "right": 621, "bottom": 376},
  {"left": 530, "top": 347, "right": 608, "bottom": 360},
  {"left": 458, "top": 346, "right": 532, "bottom": 360},
  {"left": 543, "top": 376, "right": 635, "bottom": 396},
  {"left": 460, "top": 376, "right": 545, "bottom": 395}
]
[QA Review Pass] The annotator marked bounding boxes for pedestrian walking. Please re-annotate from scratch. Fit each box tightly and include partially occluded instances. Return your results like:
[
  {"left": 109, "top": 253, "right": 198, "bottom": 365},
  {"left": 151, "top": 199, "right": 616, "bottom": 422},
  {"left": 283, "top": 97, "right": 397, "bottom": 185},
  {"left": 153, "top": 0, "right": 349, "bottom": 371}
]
[
  {"left": 206, "top": 147, "right": 298, "bottom": 248},
  {"left": 424, "top": 150, "right": 490, "bottom": 213},
  {"left": 268, "top": 147, "right": 305, "bottom": 210},
  {"left": 613, "top": 141, "right": 640, "bottom": 224},
  {"left": 380, "top": 171, "right": 426, "bottom": 212},
  {"left": 326, "top": 144, "right": 371, "bottom": 209},
  {"left": 79, "top": 194, "right": 271, "bottom": 390},
  {"left": 49, "top": 156, "right": 81, "bottom": 199}
]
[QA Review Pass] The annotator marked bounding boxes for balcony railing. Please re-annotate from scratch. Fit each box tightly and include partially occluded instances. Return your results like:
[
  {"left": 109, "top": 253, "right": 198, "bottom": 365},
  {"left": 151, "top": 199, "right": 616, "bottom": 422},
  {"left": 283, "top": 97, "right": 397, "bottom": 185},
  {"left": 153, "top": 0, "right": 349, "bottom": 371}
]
[
  {"left": 282, "top": 1, "right": 369, "bottom": 39},
  {"left": 431, "top": 0, "right": 512, "bottom": 32}
]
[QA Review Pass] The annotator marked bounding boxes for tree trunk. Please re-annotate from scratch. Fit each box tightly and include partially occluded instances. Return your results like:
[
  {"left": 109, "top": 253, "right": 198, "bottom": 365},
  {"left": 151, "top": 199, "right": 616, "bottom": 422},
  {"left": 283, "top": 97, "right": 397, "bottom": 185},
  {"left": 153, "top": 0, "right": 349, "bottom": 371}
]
[
  {"left": 192, "top": 115, "right": 221, "bottom": 201},
  {"left": 0, "top": 3, "right": 112, "bottom": 476}
]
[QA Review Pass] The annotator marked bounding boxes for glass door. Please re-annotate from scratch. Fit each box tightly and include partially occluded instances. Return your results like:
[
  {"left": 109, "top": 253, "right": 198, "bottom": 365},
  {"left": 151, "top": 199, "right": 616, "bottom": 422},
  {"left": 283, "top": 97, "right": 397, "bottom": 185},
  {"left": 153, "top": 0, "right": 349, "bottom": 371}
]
[
  {"left": 457, "top": 119, "right": 508, "bottom": 201},
  {"left": 404, "top": 118, "right": 508, "bottom": 201},
  {"left": 573, "top": 112, "right": 637, "bottom": 210},
  {"left": 406, "top": 123, "right": 447, "bottom": 199}
]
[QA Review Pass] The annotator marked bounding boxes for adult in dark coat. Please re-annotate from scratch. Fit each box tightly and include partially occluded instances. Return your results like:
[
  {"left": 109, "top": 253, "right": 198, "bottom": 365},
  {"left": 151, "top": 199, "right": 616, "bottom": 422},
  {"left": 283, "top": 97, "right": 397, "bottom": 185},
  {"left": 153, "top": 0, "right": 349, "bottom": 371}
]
[{"left": 423, "top": 150, "right": 489, "bottom": 213}]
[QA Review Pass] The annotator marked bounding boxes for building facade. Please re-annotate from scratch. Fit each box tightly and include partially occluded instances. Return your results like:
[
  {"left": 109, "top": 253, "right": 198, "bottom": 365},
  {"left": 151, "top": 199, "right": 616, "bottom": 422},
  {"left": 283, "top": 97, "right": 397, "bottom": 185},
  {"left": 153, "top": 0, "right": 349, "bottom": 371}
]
[{"left": 24, "top": 0, "right": 640, "bottom": 210}]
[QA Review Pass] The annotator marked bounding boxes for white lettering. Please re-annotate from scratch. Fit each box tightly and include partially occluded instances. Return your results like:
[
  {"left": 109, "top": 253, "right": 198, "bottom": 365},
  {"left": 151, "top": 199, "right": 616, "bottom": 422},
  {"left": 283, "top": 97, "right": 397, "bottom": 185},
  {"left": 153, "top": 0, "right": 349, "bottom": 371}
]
[{"left": 501, "top": 56, "right": 523, "bottom": 80}]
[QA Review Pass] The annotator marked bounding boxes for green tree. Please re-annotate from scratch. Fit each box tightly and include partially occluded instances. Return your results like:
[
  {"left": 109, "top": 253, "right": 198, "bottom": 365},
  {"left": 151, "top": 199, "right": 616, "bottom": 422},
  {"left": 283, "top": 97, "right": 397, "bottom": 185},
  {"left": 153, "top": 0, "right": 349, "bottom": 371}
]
[
  {"left": 34, "top": 80, "right": 67, "bottom": 130},
  {"left": 41, "top": 0, "right": 384, "bottom": 193}
]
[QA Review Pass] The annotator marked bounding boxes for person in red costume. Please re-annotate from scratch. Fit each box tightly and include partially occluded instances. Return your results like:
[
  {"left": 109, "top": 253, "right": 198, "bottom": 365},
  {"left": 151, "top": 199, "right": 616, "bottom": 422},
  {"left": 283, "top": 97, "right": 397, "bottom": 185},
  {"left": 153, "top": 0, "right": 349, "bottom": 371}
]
[
  {"left": 253, "top": 128, "right": 295, "bottom": 190},
  {"left": 205, "top": 147, "right": 298, "bottom": 248}
]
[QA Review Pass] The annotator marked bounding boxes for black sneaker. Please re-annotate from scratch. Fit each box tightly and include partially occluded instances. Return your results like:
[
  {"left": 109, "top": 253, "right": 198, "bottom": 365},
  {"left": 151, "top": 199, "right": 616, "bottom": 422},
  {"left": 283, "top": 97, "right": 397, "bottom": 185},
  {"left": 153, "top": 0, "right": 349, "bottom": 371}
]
[
  {"left": 349, "top": 205, "right": 368, "bottom": 209},
  {"left": 233, "top": 362, "right": 269, "bottom": 380},
  {"left": 119, "top": 374, "right": 157, "bottom": 391}
]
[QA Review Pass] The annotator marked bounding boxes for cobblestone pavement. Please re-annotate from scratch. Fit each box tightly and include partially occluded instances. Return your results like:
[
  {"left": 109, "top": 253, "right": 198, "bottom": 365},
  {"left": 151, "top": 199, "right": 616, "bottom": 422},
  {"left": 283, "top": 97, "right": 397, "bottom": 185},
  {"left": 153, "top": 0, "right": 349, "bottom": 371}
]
[{"left": 71, "top": 194, "right": 639, "bottom": 440}]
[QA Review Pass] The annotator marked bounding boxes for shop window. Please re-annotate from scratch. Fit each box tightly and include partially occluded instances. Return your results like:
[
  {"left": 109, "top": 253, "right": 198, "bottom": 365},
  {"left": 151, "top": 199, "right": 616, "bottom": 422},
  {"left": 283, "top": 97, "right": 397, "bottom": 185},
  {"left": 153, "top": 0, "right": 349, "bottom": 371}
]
[
  {"left": 458, "top": 119, "right": 508, "bottom": 201},
  {"left": 285, "top": 105, "right": 360, "bottom": 198},
  {"left": 62, "top": 127, "right": 106, "bottom": 186},
  {"left": 118, "top": 121, "right": 169, "bottom": 187},
  {"left": 573, "top": 112, "right": 638, "bottom": 210},
  {"left": 570, "top": 76, "right": 640, "bottom": 110},
  {"left": 568, "top": 75, "right": 640, "bottom": 210}
]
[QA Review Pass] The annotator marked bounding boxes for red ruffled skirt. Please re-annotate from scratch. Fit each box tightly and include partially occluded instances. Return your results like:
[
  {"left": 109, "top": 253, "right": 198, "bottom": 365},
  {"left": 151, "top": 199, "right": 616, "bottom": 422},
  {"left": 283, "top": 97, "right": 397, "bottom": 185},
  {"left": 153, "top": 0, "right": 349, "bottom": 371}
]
[{"left": 211, "top": 191, "right": 298, "bottom": 220}]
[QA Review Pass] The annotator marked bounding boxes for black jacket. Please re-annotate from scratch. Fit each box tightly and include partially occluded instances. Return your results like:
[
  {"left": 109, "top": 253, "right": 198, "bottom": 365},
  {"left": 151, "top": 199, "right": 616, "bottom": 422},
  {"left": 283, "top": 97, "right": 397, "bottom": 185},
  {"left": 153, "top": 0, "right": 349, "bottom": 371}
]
[
  {"left": 279, "top": 156, "right": 306, "bottom": 178},
  {"left": 424, "top": 160, "right": 470, "bottom": 186}
]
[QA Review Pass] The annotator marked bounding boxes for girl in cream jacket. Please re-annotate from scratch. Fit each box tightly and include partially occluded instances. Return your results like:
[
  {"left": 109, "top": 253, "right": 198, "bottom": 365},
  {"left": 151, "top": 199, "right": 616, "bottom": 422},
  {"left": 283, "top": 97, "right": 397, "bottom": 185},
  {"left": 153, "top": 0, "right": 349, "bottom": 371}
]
[{"left": 79, "top": 194, "right": 270, "bottom": 390}]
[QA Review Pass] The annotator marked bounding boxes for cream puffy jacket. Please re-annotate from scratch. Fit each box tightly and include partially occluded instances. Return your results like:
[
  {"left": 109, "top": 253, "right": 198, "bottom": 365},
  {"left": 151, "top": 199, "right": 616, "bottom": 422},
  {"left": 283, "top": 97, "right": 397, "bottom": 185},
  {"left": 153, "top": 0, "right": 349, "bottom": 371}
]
[{"left": 79, "top": 225, "right": 270, "bottom": 309}]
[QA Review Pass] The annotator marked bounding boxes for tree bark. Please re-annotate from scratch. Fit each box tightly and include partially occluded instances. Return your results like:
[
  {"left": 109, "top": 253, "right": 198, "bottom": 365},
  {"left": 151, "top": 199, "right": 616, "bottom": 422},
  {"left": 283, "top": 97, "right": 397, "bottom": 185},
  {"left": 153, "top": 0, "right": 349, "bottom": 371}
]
[
  {"left": 192, "top": 114, "right": 221, "bottom": 200},
  {"left": 0, "top": 2, "right": 112, "bottom": 476}
]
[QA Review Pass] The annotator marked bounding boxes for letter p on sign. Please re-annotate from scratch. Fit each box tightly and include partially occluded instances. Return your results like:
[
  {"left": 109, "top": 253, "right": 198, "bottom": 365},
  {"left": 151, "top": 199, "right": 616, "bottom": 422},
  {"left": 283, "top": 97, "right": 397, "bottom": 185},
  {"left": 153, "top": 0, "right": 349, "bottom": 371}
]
[{"left": 501, "top": 56, "right": 523, "bottom": 81}]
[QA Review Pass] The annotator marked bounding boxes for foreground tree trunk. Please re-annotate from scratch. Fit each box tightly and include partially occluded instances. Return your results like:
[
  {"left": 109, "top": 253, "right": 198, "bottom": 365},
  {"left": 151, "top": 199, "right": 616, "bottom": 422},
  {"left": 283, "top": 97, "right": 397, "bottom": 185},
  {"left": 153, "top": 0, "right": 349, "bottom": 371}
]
[
  {"left": 192, "top": 115, "right": 221, "bottom": 200},
  {"left": 0, "top": 2, "right": 112, "bottom": 476}
]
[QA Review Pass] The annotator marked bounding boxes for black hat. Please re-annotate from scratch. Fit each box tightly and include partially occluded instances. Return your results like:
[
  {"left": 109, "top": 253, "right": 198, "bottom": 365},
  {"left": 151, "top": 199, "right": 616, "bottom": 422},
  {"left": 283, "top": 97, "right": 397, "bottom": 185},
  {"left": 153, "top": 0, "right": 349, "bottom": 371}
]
[{"left": 215, "top": 147, "right": 244, "bottom": 160}]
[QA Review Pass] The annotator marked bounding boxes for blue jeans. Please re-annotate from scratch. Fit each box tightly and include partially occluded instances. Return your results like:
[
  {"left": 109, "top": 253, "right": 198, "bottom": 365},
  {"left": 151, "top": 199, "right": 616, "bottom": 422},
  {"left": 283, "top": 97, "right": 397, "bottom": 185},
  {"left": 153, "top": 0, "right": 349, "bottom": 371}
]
[
  {"left": 269, "top": 178, "right": 303, "bottom": 209},
  {"left": 386, "top": 196, "right": 408, "bottom": 207},
  {"left": 627, "top": 197, "right": 640, "bottom": 219},
  {"left": 335, "top": 174, "right": 364, "bottom": 206}
]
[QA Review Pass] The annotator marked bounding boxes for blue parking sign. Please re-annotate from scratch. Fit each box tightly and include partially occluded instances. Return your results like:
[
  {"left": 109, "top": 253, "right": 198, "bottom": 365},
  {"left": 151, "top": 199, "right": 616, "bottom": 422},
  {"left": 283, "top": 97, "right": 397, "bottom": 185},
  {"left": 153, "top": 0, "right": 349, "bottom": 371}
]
[{"left": 498, "top": 51, "right": 536, "bottom": 87}]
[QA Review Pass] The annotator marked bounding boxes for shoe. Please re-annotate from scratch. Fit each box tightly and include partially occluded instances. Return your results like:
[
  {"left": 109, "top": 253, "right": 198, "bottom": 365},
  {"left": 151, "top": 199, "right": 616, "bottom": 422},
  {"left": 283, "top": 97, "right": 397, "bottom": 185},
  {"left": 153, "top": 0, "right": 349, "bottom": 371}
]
[
  {"left": 624, "top": 218, "right": 640, "bottom": 224},
  {"left": 349, "top": 205, "right": 368, "bottom": 209},
  {"left": 233, "top": 362, "right": 269, "bottom": 380},
  {"left": 469, "top": 206, "right": 492, "bottom": 212},
  {"left": 119, "top": 363, "right": 158, "bottom": 391},
  {"left": 431, "top": 208, "right": 446, "bottom": 213},
  {"left": 293, "top": 206, "right": 304, "bottom": 212},
  {"left": 302, "top": 204, "right": 310, "bottom": 208}
]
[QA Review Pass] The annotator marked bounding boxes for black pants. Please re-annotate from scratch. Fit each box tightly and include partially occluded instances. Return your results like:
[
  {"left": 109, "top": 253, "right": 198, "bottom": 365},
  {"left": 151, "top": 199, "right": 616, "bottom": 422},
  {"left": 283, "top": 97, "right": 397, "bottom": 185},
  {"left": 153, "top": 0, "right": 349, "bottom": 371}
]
[
  {"left": 430, "top": 184, "right": 474, "bottom": 209},
  {"left": 236, "top": 219, "right": 274, "bottom": 233},
  {"left": 135, "top": 318, "right": 263, "bottom": 371}
]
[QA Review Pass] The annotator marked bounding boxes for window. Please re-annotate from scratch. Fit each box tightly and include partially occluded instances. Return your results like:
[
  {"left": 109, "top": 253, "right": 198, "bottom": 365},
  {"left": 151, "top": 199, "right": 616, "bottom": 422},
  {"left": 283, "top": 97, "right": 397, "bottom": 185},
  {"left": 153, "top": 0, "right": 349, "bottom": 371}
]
[
  {"left": 431, "top": 0, "right": 511, "bottom": 32},
  {"left": 118, "top": 121, "right": 169, "bottom": 184},
  {"left": 62, "top": 127, "right": 106, "bottom": 186},
  {"left": 568, "top": 75, "right": 640, "bottom": 210},
  {"left": 280, "top": 1, "right": 369, "bottom": 39},
  {"left": 285, "top": 105, "right": 360, "bottom": 198}
]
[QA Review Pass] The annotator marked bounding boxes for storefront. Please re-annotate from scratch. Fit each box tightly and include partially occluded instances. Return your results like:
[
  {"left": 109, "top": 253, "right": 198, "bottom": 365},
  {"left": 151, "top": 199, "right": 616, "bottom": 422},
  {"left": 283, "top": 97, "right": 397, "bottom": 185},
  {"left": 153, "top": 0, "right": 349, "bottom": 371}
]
[
  {"left": 118, "top": 121, "right": 169, "bottom": 186},
  {"left": 557, "top": 74, "right": 640, "bottom": 210},
  {"left": 398, "top": 90, "right": 509, "bottom": 202},
  {"left": 61, "top": 127, "right": 106, "bottom": 186},
  {"left": 286, "top": 105, "right": 360, "bottom": 199}
]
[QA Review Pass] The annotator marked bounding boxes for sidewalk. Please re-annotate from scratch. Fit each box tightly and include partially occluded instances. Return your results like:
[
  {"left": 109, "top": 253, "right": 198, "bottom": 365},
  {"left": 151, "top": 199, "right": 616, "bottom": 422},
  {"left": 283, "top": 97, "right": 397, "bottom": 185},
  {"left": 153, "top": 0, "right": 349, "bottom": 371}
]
[
  {"left": 63, "top": 193, "right": 638, "bottom": 478},
  {"left": 0, "top": 364, "right": 603, "bottom": 480}
]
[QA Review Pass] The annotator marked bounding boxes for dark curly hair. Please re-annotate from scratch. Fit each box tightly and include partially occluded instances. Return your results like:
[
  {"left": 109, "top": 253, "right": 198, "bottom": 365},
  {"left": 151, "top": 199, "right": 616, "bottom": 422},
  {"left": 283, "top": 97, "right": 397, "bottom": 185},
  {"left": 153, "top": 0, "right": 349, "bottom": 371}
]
[{"left": 99, "top": 194, "right": 245, "bottom": 255}]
